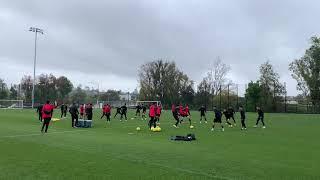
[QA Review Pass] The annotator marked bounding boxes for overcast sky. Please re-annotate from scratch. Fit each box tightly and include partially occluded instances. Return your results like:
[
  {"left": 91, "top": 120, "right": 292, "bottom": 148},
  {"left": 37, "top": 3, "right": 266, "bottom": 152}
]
[{"left": 1, "top": 0, "right": 319, "bottom": 96}]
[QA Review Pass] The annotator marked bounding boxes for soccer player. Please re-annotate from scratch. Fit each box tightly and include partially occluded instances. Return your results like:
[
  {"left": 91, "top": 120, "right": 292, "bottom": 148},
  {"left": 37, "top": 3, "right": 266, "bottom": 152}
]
[
  {"left": 41, "top": 100, "right": 54, "bottom": 133},
  {"left": 100, "top": 104, "right": 107, "bottom": 119},
  {"left": 80, "top": 104, "right": 84, "bottom": 119},
  {"left": 239, "top": 106, "right": 246, "bottom": 130},
  {"left": 36, "top": 104, "right": 43, "bottom": 122},
  {"left": 228, "top": 106, "right": 236, "bottom": 126},
  {"left": 105, "top": 104, "right": 111, "bottom": 122},
  {"left": 120, "top": 103, "right": 127, "bottom": 121},
  {"left": 141, "top": 104, "right": 147, "bottom": 120},
  {"left": 86, "top": 103, "right": 93, "bottom": 120},
  {"left": 223, "top": 109, "right": 233, "bottom": 127},
  {"left": 156, "top": 104, "right": 162, "bottom": 123},
  {"left": 60, "top": 103, "right": 65, "bottom": 118},
  {"left": 179, "top": 104, "right": 184, "bottom": 123},
  {"left": 199, "top": 105, "right": 207, "bottom": 123},
  {"left": 114, "top": 107, "right": 122, "bottom": 118},
  {"left": 255, "top": 107, "right": 266, "bottom": 128},
  {"left": 148, "top": 103, "right": 156, "bottom": 129},
  {"left": 173, "top": 104, "right": 180, "bottom": 128},
  {"left": 69, "top": 103, "right": 79, "bottom": 128},
  {"left": 135, "top": 104, "right": 141, "bottom": 118},
  {"left": 184, "top": 104, "right": 192, "bottom": 126},
  {"left": 171, "top": 104, "right": 176, "bottom": 116},
  {"left": 211, "top": 107, "right": 224, "bottom": 132}
]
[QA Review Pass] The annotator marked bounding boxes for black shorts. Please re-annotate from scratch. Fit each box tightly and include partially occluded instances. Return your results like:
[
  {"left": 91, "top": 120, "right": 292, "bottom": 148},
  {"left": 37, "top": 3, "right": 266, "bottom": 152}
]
[
  {"left": 43, "top": 117, "right": 51, "bottom": 124},
  {"left": 80, "top": 113, "right": 84, "bottom": 116},
  {"left": 200, "top": 113, "right": 205, "bottom": 117},
  {"left": 174, "top": 115, "right": 179, "bottom": 121},
  {"left": 214, "top": 118, "right": 222, "bottom": 123},
  {"left": 156, "top": 114, "right": 161, "bottom": 117}
]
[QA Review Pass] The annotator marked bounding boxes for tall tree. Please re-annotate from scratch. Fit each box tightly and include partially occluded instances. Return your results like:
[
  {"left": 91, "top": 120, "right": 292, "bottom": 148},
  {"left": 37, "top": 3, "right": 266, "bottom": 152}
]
[
  {"left": 69, "top": 85, "right": 87, "bottom": 104},
  {"left": 100, "top": 90, "right": 120, "bottom": 101},
  {"left": 35, "top": 74, "right": 58, "bottom": 103},
  {"left": 0, "top": 79, "right": 9, "bottom": 99},
  {"left": 56, "top": 76, "right": 73, "bottom": 101},
  {"left": 138, "top": 60, "right": 194, "bottom": 106},
  {"left": 9, "top": 86, "right": 18, "bottom": 100},
  {"left": 289, "top": 36, "right": 320, "bottom": 105},
  {"left": 245, "top": 81, "right": 262, "bottom": 111},
  {"left": 21, "top": 75, "right": 33, "bottom": 102},
  {"left": 206, "top": 57, "right": 231, "bottom": 96},
  {"left": 194, "top": 77, "right": 211, "bottom": 108},
  {"left": 259, "top": 61, "right": 284, "bottom": 110}
]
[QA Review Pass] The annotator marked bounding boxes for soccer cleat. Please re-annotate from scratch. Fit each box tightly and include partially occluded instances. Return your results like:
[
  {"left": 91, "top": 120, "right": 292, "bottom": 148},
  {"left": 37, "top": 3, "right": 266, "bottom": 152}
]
[
  {"left": 205, "top": 121, "right": 208, "bottom": 124},
  {"left": 222, "top": 128, "right": 225, "bottom": 132},
  {"left": 211, "top": 128, "right": 214, "bottom": 131},
  {"left": 173, "top": 125, "right": 177, "bottom": 128},
  {"left": 262, "top": 126, "right": 266, "bottom": 129},
  {"left": 200, "top": 121, "right": 202, "bottom": 124}
]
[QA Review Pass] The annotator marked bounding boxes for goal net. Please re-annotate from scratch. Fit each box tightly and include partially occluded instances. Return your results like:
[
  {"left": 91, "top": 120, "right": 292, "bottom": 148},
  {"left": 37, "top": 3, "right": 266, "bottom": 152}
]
[
  {"left": 96, "top": 100, "right": 161, "bottom": 109},
  {"left": 136, "top": 101, "right": 161, "bottom": 106},
  {"left": 0, "top": 100, "right": 24, "bottom": 109}
]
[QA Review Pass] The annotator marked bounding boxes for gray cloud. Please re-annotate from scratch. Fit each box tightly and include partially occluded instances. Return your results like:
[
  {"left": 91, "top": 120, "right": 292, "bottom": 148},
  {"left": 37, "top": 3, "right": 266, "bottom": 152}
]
[{"left": 1, "top": 0, "right": 319, "bottom": 95}]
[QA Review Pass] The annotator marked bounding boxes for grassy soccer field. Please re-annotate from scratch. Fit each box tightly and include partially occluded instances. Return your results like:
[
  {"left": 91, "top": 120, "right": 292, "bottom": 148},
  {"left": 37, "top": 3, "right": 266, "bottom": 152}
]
[{"left": 0, "top": 109, "right": 319, "bottom": 180}]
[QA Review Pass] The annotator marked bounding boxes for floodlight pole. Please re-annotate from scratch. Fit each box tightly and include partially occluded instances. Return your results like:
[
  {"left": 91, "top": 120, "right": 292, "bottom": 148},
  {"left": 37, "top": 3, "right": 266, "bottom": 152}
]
[{"left": 29, "top": 27, "right": 43, "bottom": 109}]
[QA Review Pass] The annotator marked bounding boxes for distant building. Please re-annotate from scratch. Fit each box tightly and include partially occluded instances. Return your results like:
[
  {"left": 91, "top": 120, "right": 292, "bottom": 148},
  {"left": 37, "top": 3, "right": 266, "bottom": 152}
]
[{"left": 119, "top": 92, "right": 131, "bottom": 101}]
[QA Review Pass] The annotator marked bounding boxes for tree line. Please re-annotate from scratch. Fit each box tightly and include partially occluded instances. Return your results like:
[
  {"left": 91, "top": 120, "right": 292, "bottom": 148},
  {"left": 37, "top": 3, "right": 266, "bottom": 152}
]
[
  {"left": 0, "top": 36, "right": 319, "bottom": 111},
  {"left": 138, "top": 36, "right": 320, "bottom": 111},
  {"left": 0, "top": 74, "right": 121, "bottom": 105}
]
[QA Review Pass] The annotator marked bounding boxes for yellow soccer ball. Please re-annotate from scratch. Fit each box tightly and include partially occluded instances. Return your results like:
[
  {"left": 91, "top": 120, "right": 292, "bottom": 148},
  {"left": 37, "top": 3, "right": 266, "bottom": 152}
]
[{"left": 136, "top": 127, "right": 141, "bottom": 131}]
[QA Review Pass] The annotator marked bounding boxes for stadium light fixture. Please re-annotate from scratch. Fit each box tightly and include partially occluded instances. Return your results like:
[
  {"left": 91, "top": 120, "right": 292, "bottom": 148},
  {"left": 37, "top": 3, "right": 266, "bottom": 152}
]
[{"left": 29, "top": 27, "right": 44, "bottom": 109}]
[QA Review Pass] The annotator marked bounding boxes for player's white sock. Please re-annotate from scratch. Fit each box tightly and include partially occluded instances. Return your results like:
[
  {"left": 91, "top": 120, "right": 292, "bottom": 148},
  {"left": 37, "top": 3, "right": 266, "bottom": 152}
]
[
  {"left": 200, "top": 121, "right": 202, "bottom": 124},
  {"left": 205, "top": 121, "right": 207, "bottom": 124},
  {"left": 222, "top": 128, "right": 225, "bottom": 132}
]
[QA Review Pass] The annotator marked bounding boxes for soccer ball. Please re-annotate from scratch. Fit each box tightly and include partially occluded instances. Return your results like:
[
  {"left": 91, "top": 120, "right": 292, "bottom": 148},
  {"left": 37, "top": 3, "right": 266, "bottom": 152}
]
[
  {"left": 190, "top": 125, "right": 194, "bottom": 129},
  {"left": 156, "top": 126, "right": 161, "bottom": 132},
  {"left": 136, "top": 127, "right": 141, "bottom": 131}
]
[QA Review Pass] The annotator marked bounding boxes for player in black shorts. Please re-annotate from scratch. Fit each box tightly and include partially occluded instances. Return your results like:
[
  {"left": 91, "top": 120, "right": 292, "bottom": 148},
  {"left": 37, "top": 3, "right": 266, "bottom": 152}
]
[
  {"left": 228, "top": 106, "right": 236, "bottom": 126},
  {"left": 198, "top": 105, "right": 207, "bottom": 123},
  {"left": 114, "top": 107, "right": 122, "bottom": 119},
  {"left": 173, "top": 105, "right": 180, "bottom": 128},
  {"left": 239, "top": 106, "right": 246, "bottom": 130},
  {"left": 141, "top": 104, "right": 147, "bottom": 120},
  {"left": 135, "top": 104, "right": 141, "bottom": 118},
  {"left": 211, "top": 107, "right": 224, "bottom": 131},
  {"left": 223, "top": 109, "right": 233, "bottom": 127},
  {"left": 120, "top": 104, "right": 127, "bottom": 121},
  {"left": 255, "top": 107, "right": 266, "bottom": 128}
]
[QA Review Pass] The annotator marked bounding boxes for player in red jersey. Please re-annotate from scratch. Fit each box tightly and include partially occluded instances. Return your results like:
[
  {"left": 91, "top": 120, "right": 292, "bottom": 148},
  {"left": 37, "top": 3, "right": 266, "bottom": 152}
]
[{"left": 41, "top": 100, "right": 54, "bottom": 133}]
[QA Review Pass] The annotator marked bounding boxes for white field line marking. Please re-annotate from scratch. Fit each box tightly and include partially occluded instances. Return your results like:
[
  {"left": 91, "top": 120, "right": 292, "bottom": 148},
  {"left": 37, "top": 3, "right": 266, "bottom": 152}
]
[{"left": 1, "top": 130, "right": 88, "bottom": 138}]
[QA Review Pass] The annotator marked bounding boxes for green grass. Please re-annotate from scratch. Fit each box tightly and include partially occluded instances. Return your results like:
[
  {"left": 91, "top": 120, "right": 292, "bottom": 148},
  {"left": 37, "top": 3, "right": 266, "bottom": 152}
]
[{"left": 0, "top": 109, "right": 319, "bottom": 180}]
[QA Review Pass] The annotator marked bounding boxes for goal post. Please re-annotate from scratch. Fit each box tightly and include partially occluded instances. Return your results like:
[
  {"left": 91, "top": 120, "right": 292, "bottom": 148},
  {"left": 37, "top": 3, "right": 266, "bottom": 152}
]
[
  {"left": 136, "top": 100, "right": 161, "bottom": 106},
  {"left": 0, "top": 100, "right": 24, "bottom": 109}
]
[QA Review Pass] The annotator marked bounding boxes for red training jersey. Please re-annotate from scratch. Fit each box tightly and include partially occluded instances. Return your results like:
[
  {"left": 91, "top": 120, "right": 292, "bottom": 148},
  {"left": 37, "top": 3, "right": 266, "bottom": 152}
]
[
  {"left": 171, "top": 104, "right": 175, "bottom": 112},
  {"left": 42, "top": 104, "right": 54, "bottom": 119},
  {"left": 149, "top": 105, "right": 156, "bottom": 117},
  {"left": 156, "top": 106, "right": 162, "bottom": 115},
  {"left": 80, "top": 105, "right": 84, "bottom": 113},
  {"left": 105, "top": 105, "right": 111, "bottom": 113},
  {"left": 185, "top": 106, "right": 190, "bottom": 115}
]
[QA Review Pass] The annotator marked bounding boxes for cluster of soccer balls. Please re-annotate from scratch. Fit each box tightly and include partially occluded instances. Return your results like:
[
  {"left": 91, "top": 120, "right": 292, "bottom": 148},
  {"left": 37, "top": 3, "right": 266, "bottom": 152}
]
[
  {"left": 151, "top": 126, "right": 162, "bottom": 132},
  {"left": 136, "top": 125, "right": 194, "bottom": 132}
]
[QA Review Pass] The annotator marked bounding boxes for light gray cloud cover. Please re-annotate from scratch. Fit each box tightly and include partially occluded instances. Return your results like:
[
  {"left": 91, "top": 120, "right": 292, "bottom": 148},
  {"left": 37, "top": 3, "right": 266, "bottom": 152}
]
[{"left": 1, "top": 0, "right": 319, "bottom": 95}]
